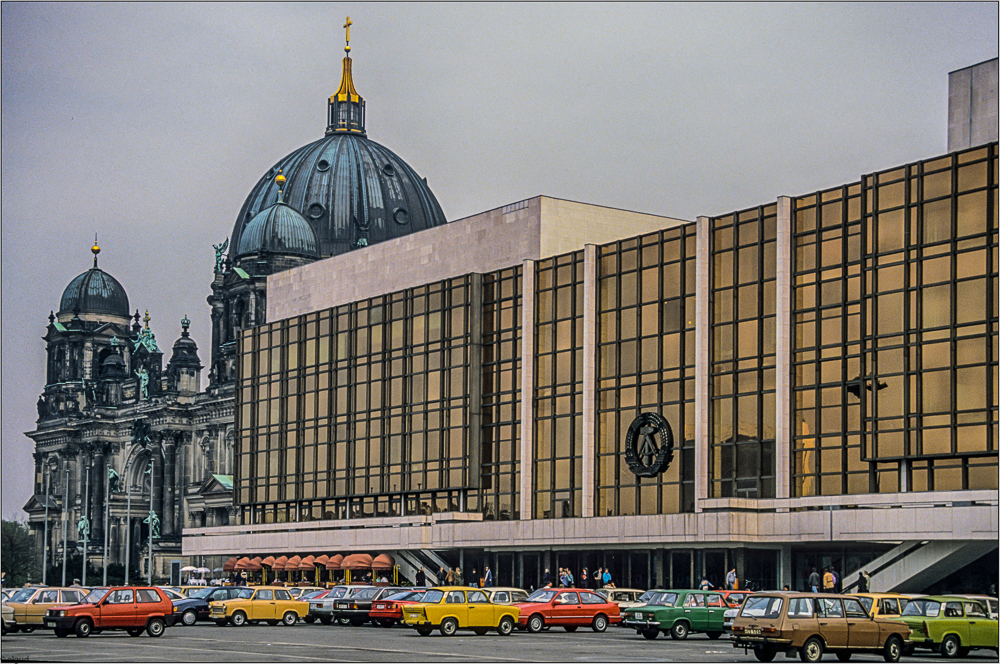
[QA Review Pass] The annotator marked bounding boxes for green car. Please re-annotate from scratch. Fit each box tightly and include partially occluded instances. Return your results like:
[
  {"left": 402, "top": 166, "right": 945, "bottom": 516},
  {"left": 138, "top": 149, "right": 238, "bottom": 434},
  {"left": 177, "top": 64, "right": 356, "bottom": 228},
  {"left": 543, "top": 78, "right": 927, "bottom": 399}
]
[
  {"left": 621, "top": 589, "right": 726, "bottom": 640},
  {"left": 899, "top": 595, "right": 999, "bottom": 658}
]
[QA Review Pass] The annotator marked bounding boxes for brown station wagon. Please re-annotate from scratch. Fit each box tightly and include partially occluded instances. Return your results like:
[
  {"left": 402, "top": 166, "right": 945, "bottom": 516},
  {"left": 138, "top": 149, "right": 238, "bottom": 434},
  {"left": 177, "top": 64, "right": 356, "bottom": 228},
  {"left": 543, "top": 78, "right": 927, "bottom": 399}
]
[{"left": 731, "top": 592, "right": 911, "bottom": 663}]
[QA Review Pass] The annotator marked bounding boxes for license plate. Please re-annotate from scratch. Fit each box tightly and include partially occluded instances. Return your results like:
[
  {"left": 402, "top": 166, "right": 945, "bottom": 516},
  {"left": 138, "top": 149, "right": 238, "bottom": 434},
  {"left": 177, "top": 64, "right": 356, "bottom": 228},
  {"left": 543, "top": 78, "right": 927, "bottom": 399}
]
[
  {"left": 633, "top": 612, "right": 643, "bottom": 619},
  {"left": 45, "top": 620, "right": 55, "bottom": 627},
  {"left": 375, "top": 604, "right": 385, "bottom": 609},
  {"left": 745, "top": 627, "right": 761, "bottom": 635}
]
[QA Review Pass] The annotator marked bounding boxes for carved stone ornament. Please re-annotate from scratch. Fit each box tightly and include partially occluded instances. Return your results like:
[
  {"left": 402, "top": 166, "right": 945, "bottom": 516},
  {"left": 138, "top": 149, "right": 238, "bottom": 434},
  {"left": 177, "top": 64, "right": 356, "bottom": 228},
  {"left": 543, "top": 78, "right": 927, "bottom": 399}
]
[{"left": 623, "top": 412, "right": 675, "bottom": 478}]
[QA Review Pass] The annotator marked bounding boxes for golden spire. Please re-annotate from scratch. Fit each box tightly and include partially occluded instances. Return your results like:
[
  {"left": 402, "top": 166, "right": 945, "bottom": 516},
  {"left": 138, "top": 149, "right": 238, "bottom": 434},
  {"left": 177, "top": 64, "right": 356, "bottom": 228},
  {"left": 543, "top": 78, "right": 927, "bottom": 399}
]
[
  {"left": 326, "top": 17, "right": 366, "bottom": 135},
  {"left": 344, "top": 16, "right": 352, "bottom": 53},
  {"left": 275, "top": 169, "right": 286, "bottom": 203},
  {"left": 333, "top": 17, "right": 360, "bottom": 104},
  {"left": 92, "top": 233, "right": 101, "bottom": 267}
]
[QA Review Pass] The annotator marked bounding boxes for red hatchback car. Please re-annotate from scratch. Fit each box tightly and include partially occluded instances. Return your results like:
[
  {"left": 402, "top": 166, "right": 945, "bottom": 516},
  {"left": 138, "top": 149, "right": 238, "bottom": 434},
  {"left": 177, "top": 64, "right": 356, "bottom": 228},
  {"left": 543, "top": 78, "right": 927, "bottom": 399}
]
[
  {"left": 44, "top": 586, "right": 174, "bottom": 638},
  {"left": 514, "top": 588, "right": 621, "bottom": 633},
  {"left": 369, "top": 589, "right": 427, "bottom": 627}
]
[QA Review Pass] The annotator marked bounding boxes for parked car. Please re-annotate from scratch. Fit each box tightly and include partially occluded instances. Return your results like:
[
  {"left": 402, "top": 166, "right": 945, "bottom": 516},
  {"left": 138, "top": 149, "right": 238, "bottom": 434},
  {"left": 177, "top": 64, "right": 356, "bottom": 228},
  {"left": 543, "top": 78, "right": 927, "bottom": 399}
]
[
  {"left": 43, "top": 586, "right": 175, "bottom": 638},
  {"left": 898, "top": 595, "right": 999, "bottom": 658},
  {"left": 1, "top": 587, "right": 87, "bottom": 634},
  {"left": 850, "top": 593, "right": 909, "bottom": 619},
  {"left": 513, "top": 587, "right": 621, "bottom": 633},
  {"left": 731, "top": 592, "right": 911, "bottom": 663},
  {"left": 957, "top": 594, "right": 999, "bottom": 620},
  {"left": 307, "top": 585, "right": 349, "bottom": 624},
  {"left": 333, "top": 586, "right": 408, "bottom": 626},
  {"left": 171, "top": 586, "right": 244, "bottom": 625},
  {"left": 602, "top": 588, "right": 647, "bottom": 610},
  {"left": 402, "top": 586, "right": 518, "bottom": 636},
  {"left": 483, "top": 587, "right": 529, "bottom": 604},
  {"left": 621, "top": 589, "right": 727, "bottom": 640},
  {"left": 287, "top": 586, "right": 324, "bottom": 599},
  {"left": 369, "top": 589, "right": 427, "bottom": 626},
  {"left": 720, "top": 590, "right": 754, "bottom": 608},
  {"left": 208, "top": 586, "right": 307, "bottom": 626}
]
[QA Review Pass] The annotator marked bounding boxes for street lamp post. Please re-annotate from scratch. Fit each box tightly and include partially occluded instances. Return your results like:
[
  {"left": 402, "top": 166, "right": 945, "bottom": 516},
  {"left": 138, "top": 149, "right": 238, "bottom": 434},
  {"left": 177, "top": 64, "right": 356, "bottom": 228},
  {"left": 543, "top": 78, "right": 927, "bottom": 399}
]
[
  {"left": 81, "top": 457, "right": 91, "bottom": 587},
  {"left": 42, "top": 459, "right": 52, "bottom": 585},
  {"left": 61, "top": 464, "right": 69, "bottom": 587}
]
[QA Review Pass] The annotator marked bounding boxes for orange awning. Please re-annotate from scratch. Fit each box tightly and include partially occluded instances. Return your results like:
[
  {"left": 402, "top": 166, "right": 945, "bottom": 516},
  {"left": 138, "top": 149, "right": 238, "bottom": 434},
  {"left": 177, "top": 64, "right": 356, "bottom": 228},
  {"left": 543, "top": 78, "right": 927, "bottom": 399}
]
[
  {"left": 222, "top": 557, "right": 239, "bottom": 572},
  {"left": 314, "top": 555, "right": 330, "bottom": 566},
  {"left": 283, "top": 555, "right": 302, "bottom": 571},
  {"left": 273, "top": 555, "right": 288, "bottom": 568},
  {"left": 325, "top": 554, "right": 344, "bottom": 570},
  {"left": 234, "top": 556, "right": 251, "bottom": 570},
  {"left": 341, "top": 553, "right": 373, "bottom": 570},
  {"left": 298, "top": 555, "right": 316, "bottom": 570},
  {"left": 371, "top": 553, "right": 395, "bottom": 570},
  {"left": 261, "top": 556, "right": 276, "bottom": 567},
  {"left": 247, "top": 556, "right": 263, "bottom": 571}
]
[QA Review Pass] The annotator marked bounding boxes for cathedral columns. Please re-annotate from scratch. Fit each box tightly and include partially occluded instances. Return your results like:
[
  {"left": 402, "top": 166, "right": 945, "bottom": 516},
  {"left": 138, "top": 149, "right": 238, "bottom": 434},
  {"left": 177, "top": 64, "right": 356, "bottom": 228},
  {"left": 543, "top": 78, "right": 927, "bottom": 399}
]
[
  {"left": 93, "top": 446, "right": 106, "bottom": 542},
  {"left": 163, "top": 434, "right": 177, "bottom": 536}
]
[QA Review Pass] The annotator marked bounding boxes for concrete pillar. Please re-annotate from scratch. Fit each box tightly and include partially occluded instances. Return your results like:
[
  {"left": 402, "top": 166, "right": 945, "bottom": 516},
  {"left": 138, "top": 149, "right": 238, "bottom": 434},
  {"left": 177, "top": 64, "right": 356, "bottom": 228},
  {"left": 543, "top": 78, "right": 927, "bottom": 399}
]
[
  {"left": 775, "top": 197, "right": 793, "bottom": 503},
  {"left": 780, "top": 544, "right": 793, "bottom": 591},
  {"left": 519, "top": 259, "right": 536, "bottom": 520},
  {"left": 582, "top": 244, "right": 597, "bottom": 517},
  {"left": 93, "top": 449, "right": 105, "bottom": 541},
  {"left": 163, "top": 437, "right": 177, "bottom": 536},
  {"left": 694, "top": 216, "right": 711, "bottom": 510}
]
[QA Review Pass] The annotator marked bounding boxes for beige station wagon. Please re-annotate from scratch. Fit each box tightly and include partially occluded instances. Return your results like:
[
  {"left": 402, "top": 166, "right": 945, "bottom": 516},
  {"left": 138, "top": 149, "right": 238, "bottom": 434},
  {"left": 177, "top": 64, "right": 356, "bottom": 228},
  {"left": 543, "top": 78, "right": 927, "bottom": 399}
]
[{"left": 731, "top": 592, "right": 911, "bottom": 663}]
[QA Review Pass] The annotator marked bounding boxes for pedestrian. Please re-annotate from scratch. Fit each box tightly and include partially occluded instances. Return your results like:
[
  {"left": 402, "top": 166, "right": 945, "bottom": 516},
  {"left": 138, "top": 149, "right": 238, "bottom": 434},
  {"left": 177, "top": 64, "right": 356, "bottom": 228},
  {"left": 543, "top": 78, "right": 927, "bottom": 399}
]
[
  {"left": 856, "top": 571, "right": 868, "bottom": 593},
  {"left": 542, "top": 568, "right": 552, "bottom": 588},
  {"left": 822, "top": 567, "right": 835, "bottom": 592},
  {"left": 832, "top": 567, "right": 841, "bottom": 593},
  {"left": 438, "top": 566, "right": 446, "bottom": 584},
  {"left": 559, "top": 568, "right": 568, "bottom": 587},
  {"left": 566, "top": 568, "right": 574, "bottom": 587},
  {"left": 700, "top": 575, "right": 712, "bottom": 590},
  {"left": 602, "top": 568, "right": 612, "bottom": 588},
  {"left": 446, "top": 567, "right": 455, "bottom": 584},
  {"left": 726, "top": 568, "right": 737, "bottom": 591},
  {"left": 581, "top": 567, "right": 589, "bottom": 588},
  {"left": 416, "top": 567, "right": 426, "bottom": 587},
  {"left": 71, "top": 578, "right": 82, "bottom": 587},
  {"left": 455, "top": 567, "right": 465, "bottom": 586},
  {"left": 808, "top": 567, "right": 820, "bottom": 593},
  {"left": 594, "top": 567, "right": 603, "bottom": 588},
  {"left": 484, "top": 566, "right": 493, "bottom": 588}
]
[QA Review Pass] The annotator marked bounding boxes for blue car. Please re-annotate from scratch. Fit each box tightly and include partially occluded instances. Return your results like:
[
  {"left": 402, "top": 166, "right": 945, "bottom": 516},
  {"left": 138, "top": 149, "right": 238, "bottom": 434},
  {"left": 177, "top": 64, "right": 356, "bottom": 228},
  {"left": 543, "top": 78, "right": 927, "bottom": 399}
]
[{"left": 172, "top": 587, "right": 243, "bottom": 625}]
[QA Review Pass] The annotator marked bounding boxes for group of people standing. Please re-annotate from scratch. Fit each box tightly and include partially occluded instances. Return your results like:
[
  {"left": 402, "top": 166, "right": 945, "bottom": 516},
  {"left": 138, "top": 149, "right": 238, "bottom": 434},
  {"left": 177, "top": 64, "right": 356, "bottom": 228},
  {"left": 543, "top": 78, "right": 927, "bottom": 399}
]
[
  {"left": 422, "top": 565, "right": 493, "bottom": 588},
  {"left": 806, "top": 566, "right": 860, "bottom": 593},
  {"left": 541, "top": 566, "right": 614, "bottom": 589}
]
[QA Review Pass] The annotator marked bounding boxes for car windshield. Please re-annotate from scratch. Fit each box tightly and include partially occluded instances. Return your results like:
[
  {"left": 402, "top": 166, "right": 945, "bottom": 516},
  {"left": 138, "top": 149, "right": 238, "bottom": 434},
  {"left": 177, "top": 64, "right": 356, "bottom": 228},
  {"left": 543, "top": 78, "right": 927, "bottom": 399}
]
[
  {"left": 301, "top": 590, "right": 326, "bottom": 600},
  {"left": 8, "top": 589, "right": 36, "bottom": 603},
  {"left": 188, "top": 587, "right": 215, "bottom": 599},
  {"left": 742, "top": 596, "right": 783, "bottom": 618},
  {"left": 385, "top": 591, "right": 416, "bottom": 601},
  {"left": 355, "top": 587, "right": 380, "bottom": 600},
  {"left": 857, "top": 596, "right": 874, "bottom": 612},
  {"left": 526, "top": 590, "right": 558, "bottom": 603},
  {"left": 637, "top": 590, "right": 658, "bottom": 603},
  {"left": 236, "top": 588, "right": 255, "bottom": 600},
  {"left": 422, "top": 590, "right": 445, "bottom": 604},
  {"left": 82, "top": 588, "right": 110, "bottom": 603},
  {"left": 902, "top": 600, "right": 940, "bottom": 617},
  {"left": 649, "top": 592, "right": 678, "bottom": 607}
]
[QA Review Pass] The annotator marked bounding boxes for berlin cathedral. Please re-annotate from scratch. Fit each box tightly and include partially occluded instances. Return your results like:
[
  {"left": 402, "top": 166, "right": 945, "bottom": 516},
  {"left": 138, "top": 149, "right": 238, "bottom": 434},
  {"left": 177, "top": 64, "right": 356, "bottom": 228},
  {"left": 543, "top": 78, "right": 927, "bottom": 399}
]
[{"left": 24, "top": 23, "right": 448, "bottom": 582}]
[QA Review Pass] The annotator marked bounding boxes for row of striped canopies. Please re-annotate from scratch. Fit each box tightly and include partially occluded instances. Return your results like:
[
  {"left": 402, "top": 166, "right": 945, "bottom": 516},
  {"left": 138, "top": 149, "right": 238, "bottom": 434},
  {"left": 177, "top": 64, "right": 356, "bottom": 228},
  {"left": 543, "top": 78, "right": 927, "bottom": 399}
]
[{"left": 222, "top": 553, "right": 395, "bottom": 573}]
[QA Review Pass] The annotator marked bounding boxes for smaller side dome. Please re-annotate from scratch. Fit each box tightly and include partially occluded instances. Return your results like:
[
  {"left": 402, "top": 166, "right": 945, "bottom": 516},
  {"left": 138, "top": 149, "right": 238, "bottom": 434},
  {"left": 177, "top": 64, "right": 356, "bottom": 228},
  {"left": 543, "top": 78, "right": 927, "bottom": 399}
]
[
  {"left": 168, "top": 316, "right": 202, "bottom": 369},
  {"left": 100, "top": 352, "right": 127, "bottom": 378},
  {"left": 59, "top": 267, "right": 130, "bottom": 320},
  {"left": 235, "top": 203, "right": 320, "bottom": 260}
]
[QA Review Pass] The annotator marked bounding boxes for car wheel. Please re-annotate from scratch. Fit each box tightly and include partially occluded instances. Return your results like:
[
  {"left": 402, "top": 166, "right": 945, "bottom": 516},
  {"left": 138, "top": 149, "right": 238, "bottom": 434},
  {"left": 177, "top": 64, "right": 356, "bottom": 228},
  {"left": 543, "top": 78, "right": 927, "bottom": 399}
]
[
  {"left": 127, "top": 627, "right": 143, "bottom": 637},
  {"left": 319, "top": 616, "right": 332, "bottom": 625},
  {"left": 497, "top": 615, "right": 514, "bottom": 636},
  {"left": 282, "top": 612, "right": 297, "bottom": 626},
  {"left": 592, "top": 614, "right": 608, "bottom": 633},
  {"left": 214, "top": 620, "right": 228, "bottom": 627},
  {"left": 670, "top": 621, "right": 689, "bottom": 640},
  {"left": 800, "top": 637, "right": 824, "bottom": 663},
  {"left": 527, "top": 614, "right": 544, "bottom": 633},
  {"left": 836, "top": 653, "right": 852, "bottom": 662},
  {"left": 707, "top": 631, "right": 723, "bottom": 640},
  {"left": 940, "top": 635, "right": 960, "bottom": 658},
  {"left": 146, "top": 618, "right": 165, "bottom": 637},
  {"left": 337, "top": 617, "right": 351, "bottom": 626},
  {"left": 883, "top": 635, "right": 902, "bottom": 663},
  {"left": 377, "top": 618, "right": 395, "bottom": 628},
  {"left": 266, "top": 619, "right": 279, "bottom": 626},
  {"left": 439, "top": 617, "right": 458, "bottom": 636},
  {"left": 754, "top": 647, "right": 777, "bottom": 662},
  {"left": 642, "top": 628, "right": 658, "bottom": 640},
  {"left": 55, "top": 629, "right": 69, "bottom": 638},
  {"left": 230, "top": 611, "right": 247, "bottom": 627},
  {"left": 303, "top": 615, "right": 316, "bottom": 624},
  {"left": 416, "top": 626, "right": 433, "bottom": 636},
  {"left": 74, "top": 619, "right": 92, "bottom": 638},
  {"left": 182, "top": 610, "right": 198, "bottom": 626}
]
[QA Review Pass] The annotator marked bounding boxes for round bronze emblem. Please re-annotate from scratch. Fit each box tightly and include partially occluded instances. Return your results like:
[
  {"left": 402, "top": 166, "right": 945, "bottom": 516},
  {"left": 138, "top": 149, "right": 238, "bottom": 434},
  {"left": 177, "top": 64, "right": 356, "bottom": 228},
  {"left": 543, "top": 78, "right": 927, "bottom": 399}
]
[{"left": 624, "top": 413, "right": 674, "bottom": 477}]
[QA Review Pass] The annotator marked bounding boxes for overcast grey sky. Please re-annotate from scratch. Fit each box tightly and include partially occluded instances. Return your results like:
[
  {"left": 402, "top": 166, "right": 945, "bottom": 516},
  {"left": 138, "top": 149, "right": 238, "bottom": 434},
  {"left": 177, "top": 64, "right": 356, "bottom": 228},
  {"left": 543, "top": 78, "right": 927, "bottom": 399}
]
[{"left": 2, "top": 3, "right": 997, "bottom": 519}]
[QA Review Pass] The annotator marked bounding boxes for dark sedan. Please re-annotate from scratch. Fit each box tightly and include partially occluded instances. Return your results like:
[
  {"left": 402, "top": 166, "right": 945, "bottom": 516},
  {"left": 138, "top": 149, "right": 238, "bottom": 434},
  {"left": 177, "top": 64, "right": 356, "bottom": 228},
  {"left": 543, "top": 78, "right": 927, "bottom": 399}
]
[{"left": 171, "top": 586, "right": 244, "bottom": 625}]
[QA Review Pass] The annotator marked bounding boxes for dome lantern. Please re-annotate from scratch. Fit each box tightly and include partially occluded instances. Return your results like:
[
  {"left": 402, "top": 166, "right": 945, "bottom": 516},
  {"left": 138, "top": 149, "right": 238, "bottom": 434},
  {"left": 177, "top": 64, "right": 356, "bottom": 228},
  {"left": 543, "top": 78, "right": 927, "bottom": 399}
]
[{"left": 327, "top": 16, "right": 366, "bottom": 136}]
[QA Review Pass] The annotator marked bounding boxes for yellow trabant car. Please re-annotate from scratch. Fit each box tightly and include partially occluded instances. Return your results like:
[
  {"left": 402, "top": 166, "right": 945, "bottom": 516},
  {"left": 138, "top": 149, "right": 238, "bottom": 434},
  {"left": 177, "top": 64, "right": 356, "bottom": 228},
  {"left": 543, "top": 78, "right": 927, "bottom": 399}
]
[
  {"left": 850, "top": 593, "right": 910, "bottom": 619},
  {"left": 208, "top": 586, "right": 307, "bottom": 626},
  {"left": 401, "top": 586, "right": 519, "bottom": 636},
  {"left": 2, "top": 587, "right": 87, "bottom": 634}
]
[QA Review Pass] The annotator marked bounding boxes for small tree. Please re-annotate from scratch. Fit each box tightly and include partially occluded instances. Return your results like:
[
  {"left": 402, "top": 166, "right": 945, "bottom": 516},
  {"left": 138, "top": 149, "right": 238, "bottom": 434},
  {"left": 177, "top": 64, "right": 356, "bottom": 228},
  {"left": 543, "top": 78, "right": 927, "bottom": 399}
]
[{"left": 1, "top": 519, "right": 40, "bottom": 587}]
